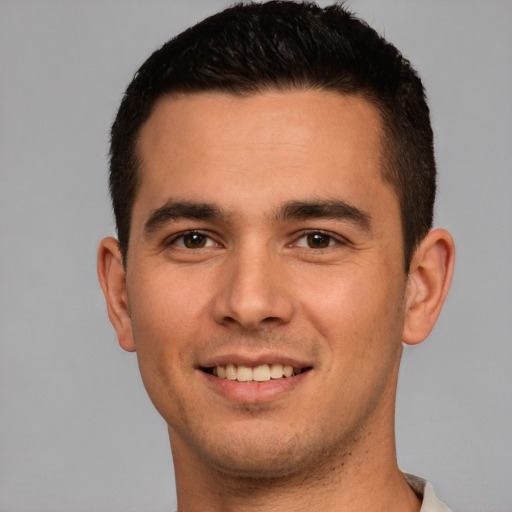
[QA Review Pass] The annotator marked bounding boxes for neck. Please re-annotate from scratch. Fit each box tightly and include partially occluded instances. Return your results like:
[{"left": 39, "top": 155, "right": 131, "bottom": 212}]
[
  {"left": 170, "top": 394, "right": 420, "bottom": 512},
  {"left": 172, "top": 443, "right": 419, "bottom": 512}
]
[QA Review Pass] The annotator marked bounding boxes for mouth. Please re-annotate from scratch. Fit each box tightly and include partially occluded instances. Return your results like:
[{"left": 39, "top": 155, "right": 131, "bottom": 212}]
[{"left": 201, "top": 363, "right": 312, "bottom": 383}]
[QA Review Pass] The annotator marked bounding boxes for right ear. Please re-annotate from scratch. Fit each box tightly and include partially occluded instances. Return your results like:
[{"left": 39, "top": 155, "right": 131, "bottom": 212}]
[{"left": 97, "top": 237, "right": 136, "bottom": 352}]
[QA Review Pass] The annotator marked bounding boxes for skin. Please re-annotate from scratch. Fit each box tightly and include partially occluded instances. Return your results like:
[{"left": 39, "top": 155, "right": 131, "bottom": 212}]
[{"left": 98, "top": 90, "right": 455, "bottom": 511}]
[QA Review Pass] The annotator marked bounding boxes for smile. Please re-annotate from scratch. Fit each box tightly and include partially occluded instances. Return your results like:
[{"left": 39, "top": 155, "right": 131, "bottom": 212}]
[{"left": 202, "top": 363, "right": 310, "bottom": 383}]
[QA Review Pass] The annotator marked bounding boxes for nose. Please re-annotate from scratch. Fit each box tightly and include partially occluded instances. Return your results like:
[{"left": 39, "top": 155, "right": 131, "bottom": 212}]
[{"left": 212, "top": 247, "right": 294, "bottom": 331}]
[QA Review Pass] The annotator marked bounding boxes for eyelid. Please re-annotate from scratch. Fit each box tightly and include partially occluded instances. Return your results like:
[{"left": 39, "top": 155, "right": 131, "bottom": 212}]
[
  {"left": 163, "top": 228, "right": 349, "bottom": 250},
  {"left": 292, "top": 229, "right": 349, "bottom": 248},
  {"left": 165, "top": 229, "right": 221, "bottom": 249}
]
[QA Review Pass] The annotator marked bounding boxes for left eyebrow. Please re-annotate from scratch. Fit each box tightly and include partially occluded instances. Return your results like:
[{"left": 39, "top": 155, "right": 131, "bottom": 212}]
[
  {"left": 144, "top": 200, "right": 227, "bottom": 235},
  {"left": 275, "top": 199, "right": 372, "bottom": 232}
]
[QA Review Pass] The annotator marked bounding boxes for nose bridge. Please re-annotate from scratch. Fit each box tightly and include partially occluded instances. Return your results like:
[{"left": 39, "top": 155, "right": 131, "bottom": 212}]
[{"left": 213, "top": 241, "right": 293, "bottom": 330}]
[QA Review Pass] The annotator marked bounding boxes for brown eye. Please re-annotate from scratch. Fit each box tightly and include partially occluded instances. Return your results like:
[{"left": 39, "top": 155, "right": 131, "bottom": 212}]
[
  {"left": 306, "top": 232, "right": 332, "bottom": 248},
  {"left": 183, "top": 232, "right": 208, "bottom": 248}
]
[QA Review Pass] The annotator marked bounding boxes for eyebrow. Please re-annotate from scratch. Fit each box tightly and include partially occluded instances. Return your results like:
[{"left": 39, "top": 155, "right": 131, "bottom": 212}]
[
  {"left": 143, "top": 198, "right": 371, "bottom": 235},
  {"left": 144, "top": 200, "right": 227, "bottom": 235},
  {"left": 276, "top": 199, "right": 371, "bottom": 231}
]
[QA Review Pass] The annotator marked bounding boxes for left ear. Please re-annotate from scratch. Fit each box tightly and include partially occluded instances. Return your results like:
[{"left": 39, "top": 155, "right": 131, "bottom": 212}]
[{"left": 402, "top": 228, "right": 455, "bottom": 345}]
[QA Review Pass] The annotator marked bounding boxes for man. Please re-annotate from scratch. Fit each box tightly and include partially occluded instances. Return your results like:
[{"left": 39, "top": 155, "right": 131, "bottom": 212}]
[{"left": 97, "top": 2, "right": 455, "bottom": 511}]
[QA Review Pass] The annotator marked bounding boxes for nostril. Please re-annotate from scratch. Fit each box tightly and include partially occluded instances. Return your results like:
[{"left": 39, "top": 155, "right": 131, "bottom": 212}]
[
  {"left": 220, "top": 314, "right": 285, "bottom": 331},
  {"left": 261, "top": 316, "right": 283, "bottom": 324}
]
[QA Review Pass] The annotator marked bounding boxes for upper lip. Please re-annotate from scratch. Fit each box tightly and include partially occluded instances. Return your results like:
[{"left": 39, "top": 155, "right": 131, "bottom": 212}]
[{"left": 198, "top": 351, "right": 312, "bottom": 369}]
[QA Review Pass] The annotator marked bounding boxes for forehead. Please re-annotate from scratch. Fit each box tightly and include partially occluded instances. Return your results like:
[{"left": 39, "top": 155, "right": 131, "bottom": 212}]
[{"left": 134, "top": 89, "right": 395, "bottom": 220}]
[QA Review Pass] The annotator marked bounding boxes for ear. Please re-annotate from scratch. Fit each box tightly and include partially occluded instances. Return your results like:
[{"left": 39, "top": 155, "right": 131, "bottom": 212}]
[
  {"left": 402, "top": 228, "right": 455, "bottom": 345},
  {"left": 97, "top": 237, "right": 136, "bottom": 352}
]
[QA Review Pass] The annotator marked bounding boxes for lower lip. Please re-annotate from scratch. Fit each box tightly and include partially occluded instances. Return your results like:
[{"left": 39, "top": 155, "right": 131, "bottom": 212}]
[{"left": 200, "top": 370, "right": 310, "bottom": 403}]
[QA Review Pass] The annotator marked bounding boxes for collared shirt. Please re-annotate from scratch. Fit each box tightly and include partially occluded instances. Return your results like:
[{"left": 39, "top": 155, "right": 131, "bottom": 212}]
[{"left": 404, "top": 473, "right": 453, "bottom": 512}]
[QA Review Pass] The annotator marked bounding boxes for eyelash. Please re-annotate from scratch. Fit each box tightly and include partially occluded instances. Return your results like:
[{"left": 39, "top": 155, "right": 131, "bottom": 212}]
[
  {"left": 166, "top": 230, "right": 220, "bottom": 249},
  {"left": 165, "top": 229, "right": 347, "bottom": 250},
  {"left": 292, "top": 230, "right": 347, "bottom": 250}
]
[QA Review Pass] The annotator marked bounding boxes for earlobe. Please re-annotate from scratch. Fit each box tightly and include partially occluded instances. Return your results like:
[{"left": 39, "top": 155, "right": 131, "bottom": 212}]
[
  {"left": 402, "top": 229, "right": 455, "bottom": 345},
  {"left": 97, "top": 237, "right": 136, "bottom": 352}
]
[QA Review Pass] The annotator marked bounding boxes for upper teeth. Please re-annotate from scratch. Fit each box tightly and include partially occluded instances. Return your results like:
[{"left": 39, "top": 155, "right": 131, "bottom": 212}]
[{"left": 213, "top": 363, "right": 299, "bottom": 382}]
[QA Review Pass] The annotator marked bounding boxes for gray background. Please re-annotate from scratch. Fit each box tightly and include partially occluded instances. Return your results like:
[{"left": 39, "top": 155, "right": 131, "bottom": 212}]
[{"left": 1, "top": 1, "right": 511, "bottom": 511}]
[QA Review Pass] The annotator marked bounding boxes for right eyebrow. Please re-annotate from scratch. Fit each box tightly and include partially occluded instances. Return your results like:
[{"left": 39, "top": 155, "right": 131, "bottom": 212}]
[{"left": 143, "top": 200, "right": 226, "bottom": 235}]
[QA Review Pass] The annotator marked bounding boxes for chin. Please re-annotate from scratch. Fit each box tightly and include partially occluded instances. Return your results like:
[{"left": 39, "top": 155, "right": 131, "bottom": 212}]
[{"left": 176, "top": 420, "right": 343, "bottom": 481}]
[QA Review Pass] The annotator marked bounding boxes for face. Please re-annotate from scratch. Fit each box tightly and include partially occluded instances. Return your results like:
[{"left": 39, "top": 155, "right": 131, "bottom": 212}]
[{"left": 122, "top": 90, "right": 409, "bottom": 478}]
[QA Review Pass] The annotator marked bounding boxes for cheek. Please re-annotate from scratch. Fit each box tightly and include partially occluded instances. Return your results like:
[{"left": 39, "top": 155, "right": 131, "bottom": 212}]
[
  {"left": 130, "top": 266, "right": 210, "bottom": 335},
  {"left": 298, "top": 262, "right": 406, "bottom": 354},
  {"left": 126, "top": 279, "right": 204, "bottom": 424},
  {"left": 127, "top": 272, "right": 211, "bottom": 382}
]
